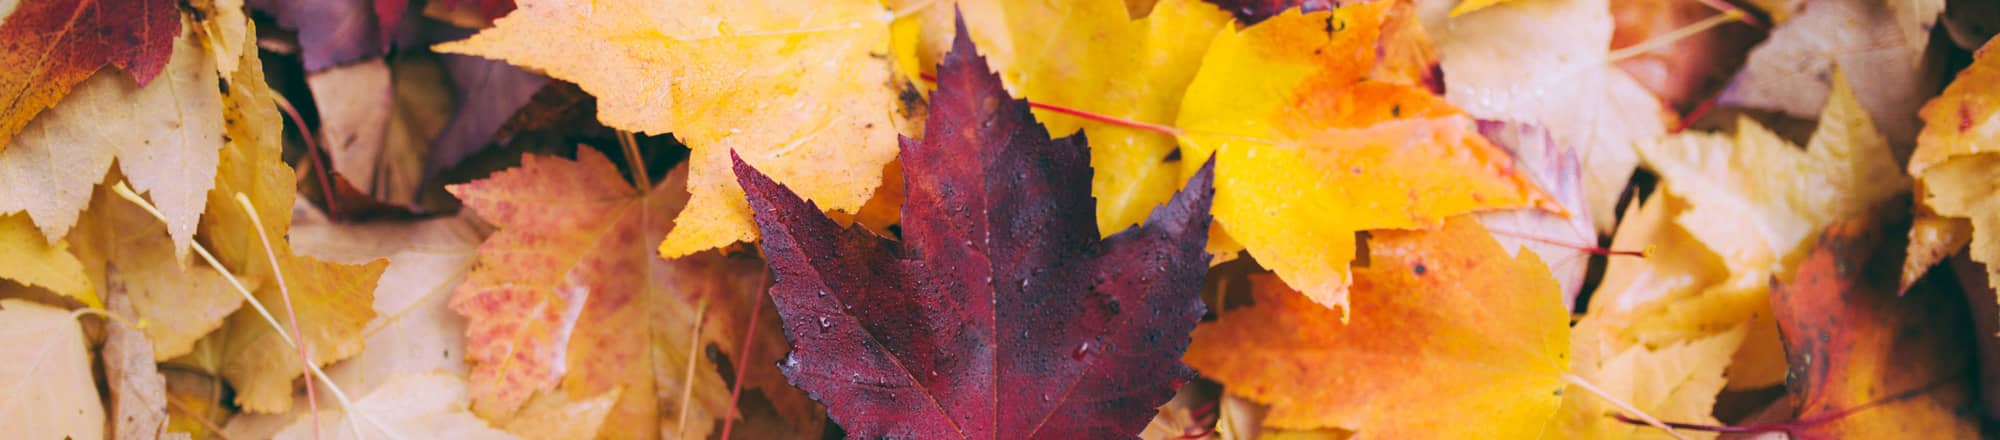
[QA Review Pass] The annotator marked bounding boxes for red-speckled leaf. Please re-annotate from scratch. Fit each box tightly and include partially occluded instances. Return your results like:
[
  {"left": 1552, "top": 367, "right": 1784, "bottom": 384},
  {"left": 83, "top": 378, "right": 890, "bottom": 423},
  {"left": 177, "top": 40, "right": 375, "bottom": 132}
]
[
  {"left": 1764, "top": 215, "right": 1980, "bottom": 439},
  {"left": 735, "top": 23, "right": 1216, "bottom": 439},
  {"left": 0, "top": 0, "right": 179, "bottom": 150}
]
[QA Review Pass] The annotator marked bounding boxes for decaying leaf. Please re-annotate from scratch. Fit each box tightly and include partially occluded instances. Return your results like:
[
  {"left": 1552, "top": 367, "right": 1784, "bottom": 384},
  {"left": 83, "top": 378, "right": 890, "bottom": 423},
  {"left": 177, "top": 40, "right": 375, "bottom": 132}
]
[
  {"left": 0, "top": 298, "right": 105, "bottom": 440},
  {"left": 1760, "top": 216, "right": 1980, "bottom": 438},
  {"left": 104, "top": 283, "right": 180, "bottom": 440},
  {"left": 735, "top": 27, "right": 1215, "bottom": 437},
  {"left": 1176, "top": 1, "right": 1553, "bottom": 314},
  {"left": 436, "top": 0, "right": 899, "bottom": 259},
  {"left": 1474, "top": 121, "right": 1595, "bottom": 306},
  {"left": 1185, "top": 217, "right": 1568, "bottom": 437},
  {"left": 0, "top": 0, "right": 179, "bottom": 148}
]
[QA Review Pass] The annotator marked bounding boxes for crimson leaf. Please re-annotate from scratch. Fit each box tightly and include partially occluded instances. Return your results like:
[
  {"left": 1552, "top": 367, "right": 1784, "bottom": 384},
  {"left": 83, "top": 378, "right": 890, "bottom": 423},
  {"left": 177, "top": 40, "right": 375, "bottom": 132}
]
[{"left": 733, "top": 22, "right": 1216, "bottom": 439}]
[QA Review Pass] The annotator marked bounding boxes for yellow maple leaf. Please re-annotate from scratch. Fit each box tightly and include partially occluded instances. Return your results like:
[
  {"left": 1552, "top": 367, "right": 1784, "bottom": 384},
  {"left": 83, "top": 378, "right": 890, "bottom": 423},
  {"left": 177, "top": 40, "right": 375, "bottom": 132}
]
[
  {"left": 68, "top": 179, "right": 247, "bottom": 360},
  {"left": 272, "top": 373, "right": 515, "bottom": 440},
  {"left": 1553, "top": 314, "right": 1747, "bottom": 440},
  {"left": 433, "top": 0, "right": 898, "bottom": 259},
  {"left": 1185, "top": 217, "right": 1568, "bottom": 437},
  {"left": 188, "top": 20, "right": 387, "bottom": 413},
  {"left": 1176, "top": 2, "right": 1553, "bottom": 314}
]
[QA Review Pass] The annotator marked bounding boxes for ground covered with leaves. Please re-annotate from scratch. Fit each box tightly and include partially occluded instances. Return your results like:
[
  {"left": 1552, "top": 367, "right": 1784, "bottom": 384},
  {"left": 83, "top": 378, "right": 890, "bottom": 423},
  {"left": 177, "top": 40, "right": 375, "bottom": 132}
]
[{"left": 1, "top": 0, "right": 1996, "bottom": 438}]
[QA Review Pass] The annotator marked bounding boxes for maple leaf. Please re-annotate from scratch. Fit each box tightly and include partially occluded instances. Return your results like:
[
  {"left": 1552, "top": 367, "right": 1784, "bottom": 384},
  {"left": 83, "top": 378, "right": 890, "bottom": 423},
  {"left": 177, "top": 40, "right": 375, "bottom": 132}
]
[
  {"left": 1184, "top": 217, "right": 1568, "bottom": 437},
  {"left": 0, "top": 0, "right": 179, "bottom": 149},
  {"left": 0, "top": 213, "right": 95, "bottom": 306},
  {"left": 187, "top": 20, "right": 389, "bottom": 413},
  {"left": 1905, "top": 38, "right": 2000, "bottom": 309},
  {"left": 0, "top": 16, "right": 222, "bottom": 258},
  {"left": 68, "top": 181, "right": 248, "bottom": 361},
  {"left": 274, "top": 373, "right": 515, "bottom": 440},
  {"left": 428, "top": 53, "right": 548, "bottom": 184},
  {"left": 1176, "top": 1, "right": 1553, "bottom": 315},
  {"left": 436, "top": 0, "right": 899, "bottom": 259},
  {"left": 246, "top": 0, "right": 406, "bottom": 71},
  {"left": 1719, "top": 0, "right": 1943, "bottom": 145},
  {"left": 895, "top": 0, "right": 1229, "bottom": 234},
  {"left": 1606, "top": 0, "right": 1763, "bottom": 111},
  {"left": 1632, "top": 69, "right": 1905, "bottom": 340},
  {"left": 1551, "top": 313, "right": 1747, "bottom": 439},
  {"left": 735, "top": 25, "right": 1216, "bottom": 438},
  {"left": 0, "top": 298, "right": 105, "bottom": 440},
  {"left": 1751, "top": 215, "right": 1980, "bottom": 438},
  {"left": 1473, "top": 121, "right": 1595, "bottom": 306},
  {"left": 1433, "top": 0, "right": 1672, "bottom": 233},
  {"left": 448, "top": 154, "right": 821, "bottom": 438}
]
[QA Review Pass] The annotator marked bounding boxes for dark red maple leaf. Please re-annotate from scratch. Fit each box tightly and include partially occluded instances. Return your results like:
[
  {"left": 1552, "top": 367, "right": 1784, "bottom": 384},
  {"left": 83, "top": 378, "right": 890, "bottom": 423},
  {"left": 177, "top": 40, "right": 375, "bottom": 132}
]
[
  {"left": 0, "top": 0, "right": 179, "bottom": 148},
  {"left": 1201, "top": 0, "right": 1337, "bottom": 25},
  {"left": 733, "top": 22, "right": 1216, "bottom": 439}
]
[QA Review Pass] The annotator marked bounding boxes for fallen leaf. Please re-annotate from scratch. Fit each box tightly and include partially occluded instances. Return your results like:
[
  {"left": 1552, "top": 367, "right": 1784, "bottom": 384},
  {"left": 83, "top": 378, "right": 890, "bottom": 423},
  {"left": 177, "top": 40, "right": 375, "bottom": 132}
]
[
  {"left": 424, "top": 0, "right": 517, "bottom": 28},
  {"left": 735, "top": 27, "right": 1216, "bottom": 437},
  {"left": 0, "top": 15, "right": 222, "bottom": 257},
  {"left": 426, "top": 53, "right": 548, "bottom": 184},
  {"left": 1432, "top": 0, "right": 1672, "bottom": 232},
  {"left": 247, "top": 0, "right": 405, "bottom": 71},
  {"left": 0, "top": 213, "right": 95, "bottom": 306},
  {"left": 1553, "top": 314, "right": 1748, "bottom": 439},
  {"left": 289, "top": 213, "right": 487, "bottom": 395},
  {"left": 0, "top": 0, "right": 179, "bottom": 148},
  {"left": 273, "top": 373, "right": 516, "bottom": 440},
  {"left": 898, "top": 0, "right": 1228, "bottom": 234},
  {"left": 68, "top": 181, "right": 247, "bottom": 361},
  {"left": 306, "top": 54, "right": 455, "bottom": 208},
  {"left": 0, "top": 298, "right": 105, "bottom": 440},
  {"left": 1906, "top": 38, "right": 2000, "bottom": 311},
  {"left": 1759, "top": 215, "right": 1980, "bottom": 438},
  {"left": 165, "top": 369, "right": 232, "bottom": 439},
  {"left": 193, "top": 21, "right": 388, "bottom": 413},
  {"left": 1636, "top": 68, "right": 1906, "bottom": 321},
  {"left": 104, "top": 282, "right": 177, "bottom": 440},
  {"left": 1719, "top": 0, "right": 1944, "bottom": 146},
  {"left": 435, "top": 0, "right": 899, "bottom": 259},
  {"left": 1185, "top": 217, "right": 1568, "bottom": 437},
  {"left": 1607, "top": 0, "right": 1764, "bottom": 111},
  {"left": 449, "top": 153, "right": 821, "bottom": 438},
  {"left": 1474, "top": 121, "right": 1595, "bottom": 306},
  {"left": 1176, "top": 1, "right": 1553, "bottom": 314},
  {"left": 499, "top": 390, "right": 620, "bottom": 440}
]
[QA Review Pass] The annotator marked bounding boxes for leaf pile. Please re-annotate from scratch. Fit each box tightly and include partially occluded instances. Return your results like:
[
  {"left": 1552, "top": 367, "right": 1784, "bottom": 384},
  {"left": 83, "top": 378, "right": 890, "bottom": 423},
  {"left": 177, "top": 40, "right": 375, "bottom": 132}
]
[{"left": 0, "top": 0, "right": 1995, "bottom": 439}]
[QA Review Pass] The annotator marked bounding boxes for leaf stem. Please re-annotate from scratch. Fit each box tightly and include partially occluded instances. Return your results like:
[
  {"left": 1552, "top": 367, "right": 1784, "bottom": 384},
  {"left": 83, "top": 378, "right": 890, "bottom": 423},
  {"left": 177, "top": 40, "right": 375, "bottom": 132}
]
[
  {"left": 271, "top": 94, "right": 341, "bottom": 217},
  {"left": 235, "top": 193, "right": 324, "bottom": 440},
  {"left": 1606, "top": 11, "right": 1747, "bottom": 65},
  {"left": 1564, "top": 373, "right": 1689, "bottom": 440},
  {"left": 109, "top": 182, "right": 369, "bottom": 440},
  {"left": 1612, "top": 377, "right": 1959, "bottom": 435},
  {"left": 717, "top": 287, "right": 767, "bottom": 439},
  {"left": 675, "top": 298, "right": 710, "bottom": 438},
  {"left": 1487, "top": 228, "right": 1647, "bottom": 258},
  {"left": 618, "top": 130, "right": 651, "bottom": 191},
  {"left": 916, "top": 72, "right": 1185, "bottom": 138}
]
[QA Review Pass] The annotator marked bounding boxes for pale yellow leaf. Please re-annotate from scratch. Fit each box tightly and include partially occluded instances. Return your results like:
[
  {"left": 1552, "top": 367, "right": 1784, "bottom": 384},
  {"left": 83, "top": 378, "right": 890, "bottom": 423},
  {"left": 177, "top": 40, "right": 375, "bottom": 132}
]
[{"left": 0, "top": 298, "right": 104, "bottom": 440}]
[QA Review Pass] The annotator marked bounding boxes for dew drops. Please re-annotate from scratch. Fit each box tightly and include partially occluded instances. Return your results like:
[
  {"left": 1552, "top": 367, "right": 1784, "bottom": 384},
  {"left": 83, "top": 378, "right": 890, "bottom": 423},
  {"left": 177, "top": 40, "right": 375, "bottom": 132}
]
[
  {"left": 816, "top": 290, "right": 828, "bottom": 298},
  {"left": 1072, "top": 341, "right": 1092, "bottom": 360},
  {"left": 818, "top": 316, "right": 832, "bottom": 332}
]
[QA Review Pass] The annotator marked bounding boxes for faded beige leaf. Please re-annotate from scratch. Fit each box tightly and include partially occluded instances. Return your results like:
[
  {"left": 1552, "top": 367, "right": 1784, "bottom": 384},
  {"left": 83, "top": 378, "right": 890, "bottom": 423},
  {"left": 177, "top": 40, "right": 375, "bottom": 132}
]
[
  {"left": 105, "top": 283, "right": 176, "bottom": 440},
  {"left": 70, "top": 180, "right": 247, "bottom": 360},
  {"left": 273, "top": 373, "right": 516, "bottom": 440},
  {"left": 0, "top": 298, "right": 104, "bottom": 440},
  {"left": 0, "top": 15, "right": 222, "bottom": 257}
]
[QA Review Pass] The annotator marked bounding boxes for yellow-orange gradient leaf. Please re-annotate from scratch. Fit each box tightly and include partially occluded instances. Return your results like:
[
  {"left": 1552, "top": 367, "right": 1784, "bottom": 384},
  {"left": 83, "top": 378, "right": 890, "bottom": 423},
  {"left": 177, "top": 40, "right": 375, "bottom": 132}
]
[
  {"left": 434, "top": 0, "right": 897, "bottom": 258},
  {"left": 1176, "top": 2, "right": 1553, "bottom": 314},
  {"left": 1185, "top": 217, "right": 1568, "bottom": 437}
]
